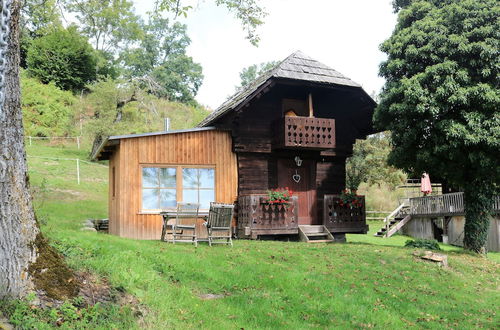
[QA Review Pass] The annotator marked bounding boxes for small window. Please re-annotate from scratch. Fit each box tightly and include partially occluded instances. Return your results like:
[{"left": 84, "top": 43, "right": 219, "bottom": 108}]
[
  {"left": 142, "top": 167, "right": 177, "bottom": 210},
  {"left": 182, "top": 168, "right": 215, "bottom": 210},
  {"left": 141, "top": 166, "right": 215, "bottom": 211}
]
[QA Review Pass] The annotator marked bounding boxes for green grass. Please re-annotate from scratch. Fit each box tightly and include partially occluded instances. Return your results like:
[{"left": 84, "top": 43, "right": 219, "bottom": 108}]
[{"left": 18, "top": 141, "right": 500, "bottom": 329}]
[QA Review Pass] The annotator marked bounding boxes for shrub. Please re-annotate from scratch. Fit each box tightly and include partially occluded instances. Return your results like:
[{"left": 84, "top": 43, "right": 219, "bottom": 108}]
[
  {"left": 405, "top": 238, "right": 441, "bottom": 251},
  {"left": 27, "top": 25, "right": 96, "bottom": 91}
]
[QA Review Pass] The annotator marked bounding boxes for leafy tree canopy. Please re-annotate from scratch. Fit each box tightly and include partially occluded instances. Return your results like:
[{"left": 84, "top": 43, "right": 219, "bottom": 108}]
[
  {"left": 376, "top": 0, "right": 500, "bottom": 252},
  {"left": 155, "top": 0, "right": 266, "bottom": 46},
  {"left": 62, "top": 0, "right": 142, "bottom": 53},
  {"left": 238, "top": 60, "right": 278, "bottom": 89},
  {"left": 120, "top": 16, "right": 203, "bottom": 103},
  {"left": 26, "top": 25, "right": 97, "bottom": 91}
]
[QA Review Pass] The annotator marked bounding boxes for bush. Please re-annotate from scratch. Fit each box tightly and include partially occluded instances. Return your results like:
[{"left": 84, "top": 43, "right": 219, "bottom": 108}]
[
  {"left": 405, "top": 239, "right": 441, "bottom": 251},
  {"left": 21, "top": 73, "right": 77, "bottom": 137},
  {"left": 26, "top": 25, "right": 96, "bottom": 91}
]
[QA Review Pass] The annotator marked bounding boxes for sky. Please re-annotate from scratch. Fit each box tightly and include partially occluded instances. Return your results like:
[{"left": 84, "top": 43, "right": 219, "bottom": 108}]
[{"left": 132, "top": 0, "right": 398, "bottom": 109}]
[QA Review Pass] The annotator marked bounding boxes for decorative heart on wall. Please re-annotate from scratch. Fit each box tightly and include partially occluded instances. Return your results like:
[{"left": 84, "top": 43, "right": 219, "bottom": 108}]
[{"left": 292, "top": 173, "right": 301, "bottom": 183}]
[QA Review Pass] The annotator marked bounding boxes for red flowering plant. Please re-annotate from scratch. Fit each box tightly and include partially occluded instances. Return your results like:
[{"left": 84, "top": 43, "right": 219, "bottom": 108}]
[
  {"left": 265, "top": 187, "right": 293, "bottom": 205},
  {"left": 337, "top": 189, "right": 363, "bottom": 208}
]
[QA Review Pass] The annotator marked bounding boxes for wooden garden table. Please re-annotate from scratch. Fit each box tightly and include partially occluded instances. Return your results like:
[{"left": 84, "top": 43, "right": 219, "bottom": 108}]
[{"left": 160, "top": 211, "right": 209, "bottom": 242}]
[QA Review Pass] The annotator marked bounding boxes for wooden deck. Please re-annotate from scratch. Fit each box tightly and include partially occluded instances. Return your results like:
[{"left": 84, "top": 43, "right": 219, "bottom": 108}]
[{"left": 409, "top": 192, "right": 500, "bottom": 217}]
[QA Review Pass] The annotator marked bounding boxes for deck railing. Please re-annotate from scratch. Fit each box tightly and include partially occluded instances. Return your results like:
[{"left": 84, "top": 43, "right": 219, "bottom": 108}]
[
  {"left": 323, "top": 195, "right": 367, "bottom": 233},
  {"left": 409, "top": 192, "right": 500, "bottom": 217},
  {"left": 237, "top": 194, "right": 299, "bottom": 237},
  {"left": 274, "top": 116, "right": 336, "bottom": 150}
]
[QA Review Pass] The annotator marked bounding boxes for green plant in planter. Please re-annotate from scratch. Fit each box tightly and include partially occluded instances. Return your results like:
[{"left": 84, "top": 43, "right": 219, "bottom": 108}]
[
  {"left": 338, "top": 189, "right": 363, "bottom": 208},
  {"left": 265, "top": 188, "right": 293, "bottom": 205}
]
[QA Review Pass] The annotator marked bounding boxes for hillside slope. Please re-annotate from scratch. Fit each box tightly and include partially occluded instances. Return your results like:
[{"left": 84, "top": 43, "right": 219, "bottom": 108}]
[{"left": 22, "top": 142, "right": 500, "bottom": 329}]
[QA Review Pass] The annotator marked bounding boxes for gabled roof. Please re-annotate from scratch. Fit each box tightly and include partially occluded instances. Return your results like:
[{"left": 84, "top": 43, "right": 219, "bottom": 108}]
[{"left": 198, "top": 50, "right": 366, "bottom": 127}]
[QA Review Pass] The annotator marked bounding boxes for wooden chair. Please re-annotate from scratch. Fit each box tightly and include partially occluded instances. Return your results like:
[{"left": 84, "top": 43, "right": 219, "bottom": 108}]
[
  {"left": 172, "top": 202, "right": 200, "bottom": 246},
  {"left": 206, "top": 203, "right": 234, "bottom": 247}
]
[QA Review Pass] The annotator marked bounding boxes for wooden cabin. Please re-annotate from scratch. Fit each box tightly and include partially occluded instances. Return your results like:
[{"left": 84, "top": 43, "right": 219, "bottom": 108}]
[{"left": 93, "top": 51, "right": 377, "bottom": 240}]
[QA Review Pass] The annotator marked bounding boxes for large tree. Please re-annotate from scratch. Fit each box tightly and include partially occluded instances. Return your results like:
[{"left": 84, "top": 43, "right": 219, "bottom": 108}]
[
  {"left": 0, "top": 0, "right": 77, "bottom": 299},
  {"left": 238, "top": 60, "right": 278, "bottom": 89},
  {"left": 376, "top": 0, "right": 500, "bottom": 252},
  {"left": 120, "top": 16, "right": 203, "bottom": 103}
]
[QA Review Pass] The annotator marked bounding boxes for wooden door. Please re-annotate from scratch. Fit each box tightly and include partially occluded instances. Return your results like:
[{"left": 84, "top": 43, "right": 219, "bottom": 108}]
[{"left": 277, "top": 158, "right": 317, "bottom": 225}]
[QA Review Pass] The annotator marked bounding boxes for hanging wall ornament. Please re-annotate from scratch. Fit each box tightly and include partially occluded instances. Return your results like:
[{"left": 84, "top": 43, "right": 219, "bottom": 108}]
[
  {"left": 292, "top": 169, "right": 301, "bottom": 183},
  {"left": 294, "top": 156, "right": 302, "bottom": 167}
]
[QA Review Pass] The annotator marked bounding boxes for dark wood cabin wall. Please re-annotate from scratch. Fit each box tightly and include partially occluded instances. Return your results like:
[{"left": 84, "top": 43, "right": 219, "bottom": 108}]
[
  {"left": 213, "top": 83, "right": 373, "bottom": 223},
  {"left": 316, "top": 159, "right": 347, "bottom": 222}
]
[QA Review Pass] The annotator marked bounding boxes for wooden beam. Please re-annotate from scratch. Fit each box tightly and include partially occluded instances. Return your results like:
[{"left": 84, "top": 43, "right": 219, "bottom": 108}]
[{"left": 308, "top": 93, "right": 314, "bottom": 118}]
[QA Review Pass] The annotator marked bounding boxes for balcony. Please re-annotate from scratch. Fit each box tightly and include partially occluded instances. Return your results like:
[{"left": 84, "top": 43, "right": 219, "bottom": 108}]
[
  {"left": 323, "top": 195, "right": 368, "bottom": 234},
  {"left": 273, "top": 116, "right": 336, "bottom": 150},
  {"left": 237, "top": 194, "right": 299, "bottom": 239}
]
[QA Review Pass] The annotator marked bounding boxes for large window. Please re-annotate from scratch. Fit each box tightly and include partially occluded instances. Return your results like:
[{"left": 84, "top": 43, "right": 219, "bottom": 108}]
[{"left": 141, "top": 166, "right": 215, "bottom": 211}]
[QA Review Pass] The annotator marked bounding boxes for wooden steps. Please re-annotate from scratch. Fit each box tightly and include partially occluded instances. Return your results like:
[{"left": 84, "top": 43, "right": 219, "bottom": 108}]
[
  {"left": 298, "top": 225, "right": 334, "bottom": 243},
  {"left": 374, "top": 204, "right": 412, "bottom": 238}
]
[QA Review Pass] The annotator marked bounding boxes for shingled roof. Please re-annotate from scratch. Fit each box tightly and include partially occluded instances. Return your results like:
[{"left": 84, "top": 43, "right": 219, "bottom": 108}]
[{"left": 198, "top": 50, "right": 364, "bottom": 127}]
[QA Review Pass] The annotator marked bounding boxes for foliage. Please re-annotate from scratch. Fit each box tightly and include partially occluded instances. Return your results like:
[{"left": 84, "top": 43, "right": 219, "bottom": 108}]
[
  {"left": 21, "top": 0, "right": 61, "bottom": 37},
  {"left": 346, "top": 133, "right": 407, "bottom": 191},
  {"left": 405, "top": 238, "right": 441, "bottom": 250},
  {"left": 21, "top": 73, "right": 77, "bottom": 137},
  {"left": 0, "top": 296, "right": 135, "bottom": 329},
  {"left": 265, "top": 187, "right": 292, "bottom": 204},
  {"left": 81, "top": 79, "right": 209, "bottom": 148},
  {"left": 376, "top": 0, "right": 500, "bottom": 252},
  {"left": 238, "top": 60, "right": 278, "bottom": 88},
  {"left": 155, "top": 0, "right": 267, "bottom": 46},
  {"left": 338, "top": 189, "right": 364, "bottom": 208},
  {"left": 26, "top": 25, "right": 97, "bottom": 91},
  {"left": 121, "top": 16, "right": 203, "bottom": 103},
  {"left": 62, "top": 0, "right": 142, "bottom": 53}
]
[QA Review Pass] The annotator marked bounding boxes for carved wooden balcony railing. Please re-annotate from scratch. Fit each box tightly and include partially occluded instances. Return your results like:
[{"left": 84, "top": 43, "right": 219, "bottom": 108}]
[
  {"left": 323, "top": 194, "right": 367, "bottom": 234},
  {"left": 237, "top": 194, "right": 299, "bottom": 238},
  {"left": 274, "top": 116, "right": 336, "bottom": 150}
]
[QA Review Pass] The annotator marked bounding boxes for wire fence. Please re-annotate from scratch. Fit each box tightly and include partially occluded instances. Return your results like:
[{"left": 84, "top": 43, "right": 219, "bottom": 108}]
[
  {"left": 27, "top": 155, "right": 107, "bottom": 185},
  {"left": 26, "top": 136, "right": 83, "bottom": 149}
]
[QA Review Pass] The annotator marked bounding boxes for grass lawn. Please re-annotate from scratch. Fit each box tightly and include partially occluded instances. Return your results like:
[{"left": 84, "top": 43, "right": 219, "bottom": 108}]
[{"left": 13, "top": 142, "right": 500, "bottom": 328}]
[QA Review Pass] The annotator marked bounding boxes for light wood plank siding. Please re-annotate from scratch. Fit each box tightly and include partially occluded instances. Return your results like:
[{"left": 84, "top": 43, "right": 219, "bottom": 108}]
[{"left": 108, "top": 130, "right": 238, "bottom": 240}]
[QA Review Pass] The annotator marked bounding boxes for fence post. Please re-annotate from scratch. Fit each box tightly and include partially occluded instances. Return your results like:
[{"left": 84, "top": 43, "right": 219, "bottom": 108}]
[
  {"left": 77, "top": 136, "right": 80, "bottom": 149},
  {"left": 29, "top": 136, "right": 32, "bottom": 146},
  {"left": 76, "top": 158, "right": 80, "bottom": 185}
]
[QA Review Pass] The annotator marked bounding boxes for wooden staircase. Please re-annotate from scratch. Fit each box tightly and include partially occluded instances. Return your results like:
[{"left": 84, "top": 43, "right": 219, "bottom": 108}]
[
  {"left": 374, "top": 204, "right": 412, "bottom": 238},
  {"left": 298, "top": 225, "right": 334, "bottom": 243}
]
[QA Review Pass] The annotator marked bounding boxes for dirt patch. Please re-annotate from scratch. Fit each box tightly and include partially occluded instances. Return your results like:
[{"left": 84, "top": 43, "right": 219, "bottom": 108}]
[{"left": 28, "top": 233, "right": 80, "bottom": 301}]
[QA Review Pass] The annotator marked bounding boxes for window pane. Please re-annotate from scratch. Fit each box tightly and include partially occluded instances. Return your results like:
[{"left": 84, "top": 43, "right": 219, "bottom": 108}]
[
  {"left": 142, "top": 189, "right": 159, "bottom": 210},
  {"left": 199, "top": 190, "right": 215, "bottom": 210},
  {"left": 159, "top": 168, "right": 176, "bottom": 187},
  {"left": 160, "top": 189, "right": 177, "bottom": 209},
  {"left": 142, "top": 168, "right": 158, "bottom": 188},
  {"left": 183, "top": 189, "right": 198, "bottom": 204},
  {"left": 183, "top": 168, "right": 199, "bottom": 188},
  {"left": 199, "top": 169, "right": 215, "bottom": 189}
]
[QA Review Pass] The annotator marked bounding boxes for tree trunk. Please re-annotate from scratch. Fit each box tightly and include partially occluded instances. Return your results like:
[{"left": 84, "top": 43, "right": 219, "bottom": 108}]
[
  {"left": 0, "top": 0, "right": 78, "bottom": 300},
  {"left": 0, "top": 0, "right": 39, "bottom": 298},
  {"left": 463, "top": 185, "right": 495, "bottom": 254}
]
